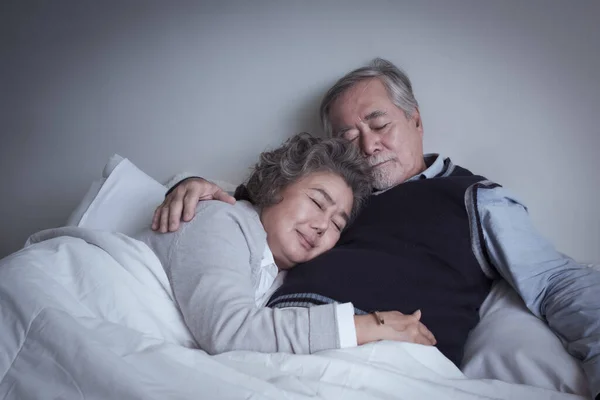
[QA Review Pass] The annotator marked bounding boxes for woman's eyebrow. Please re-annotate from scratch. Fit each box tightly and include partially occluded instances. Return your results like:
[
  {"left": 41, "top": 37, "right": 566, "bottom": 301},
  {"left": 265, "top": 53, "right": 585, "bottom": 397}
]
[
  {"left": 310, "top": 188, "right": 335, "bottom": 205},
  {"left": 310, "top": 188, "right": 349, "bottom": 222}
]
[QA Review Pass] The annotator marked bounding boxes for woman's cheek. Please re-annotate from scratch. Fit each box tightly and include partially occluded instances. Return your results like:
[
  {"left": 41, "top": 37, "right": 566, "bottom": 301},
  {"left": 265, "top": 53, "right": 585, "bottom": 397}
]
[{"left": 323, "top": 234, "right": 338, "bottom": 251}]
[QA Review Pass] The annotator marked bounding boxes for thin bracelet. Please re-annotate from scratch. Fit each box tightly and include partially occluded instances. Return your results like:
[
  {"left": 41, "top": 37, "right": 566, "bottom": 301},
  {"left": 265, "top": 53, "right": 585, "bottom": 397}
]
[{"left": 372, "top": 311, "right": 385, "bottom": 325}]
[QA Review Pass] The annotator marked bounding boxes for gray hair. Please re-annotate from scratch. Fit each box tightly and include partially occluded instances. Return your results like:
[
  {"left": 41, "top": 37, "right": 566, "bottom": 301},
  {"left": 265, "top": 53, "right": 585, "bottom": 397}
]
[
  {"left": 234, "top": 132, "right": 372, "bottom": 223},
  {"left": 319, "top": 58, "right": 419, "bottom": 136}
]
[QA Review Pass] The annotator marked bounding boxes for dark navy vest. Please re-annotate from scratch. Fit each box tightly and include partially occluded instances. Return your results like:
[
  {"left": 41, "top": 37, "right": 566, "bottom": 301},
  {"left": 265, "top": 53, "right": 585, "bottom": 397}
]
[{"left": 269, "top": 165, "right": 493, "bottom": 366}]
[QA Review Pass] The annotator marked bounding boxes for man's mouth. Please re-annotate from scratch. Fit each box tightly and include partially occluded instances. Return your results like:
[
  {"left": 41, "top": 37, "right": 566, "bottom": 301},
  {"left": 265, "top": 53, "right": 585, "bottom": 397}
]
[
  {"left": 368, "top": 155, "right": 395, "bottom": 168},
  {"left": 373, "top": 159, "right": 391, "bottom": 167}
]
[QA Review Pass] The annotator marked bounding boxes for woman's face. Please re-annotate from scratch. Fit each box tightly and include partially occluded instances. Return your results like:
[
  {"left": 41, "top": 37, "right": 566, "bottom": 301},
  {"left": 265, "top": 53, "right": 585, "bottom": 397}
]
[{"left": 260, "top": 171, "right": 354, "bottom": 270}]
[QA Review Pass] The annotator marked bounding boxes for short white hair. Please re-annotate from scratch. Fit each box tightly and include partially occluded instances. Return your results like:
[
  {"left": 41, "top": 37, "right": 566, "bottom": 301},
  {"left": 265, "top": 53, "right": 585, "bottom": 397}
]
[{"left": 319, "top": 58, "right": 419, "bottom": 136}]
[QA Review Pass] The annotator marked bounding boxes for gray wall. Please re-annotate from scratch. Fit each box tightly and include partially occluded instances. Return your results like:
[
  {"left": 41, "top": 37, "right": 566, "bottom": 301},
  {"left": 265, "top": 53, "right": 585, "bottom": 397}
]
[{"left": 1, "top": 0, "right": 599, "bottom": 262}]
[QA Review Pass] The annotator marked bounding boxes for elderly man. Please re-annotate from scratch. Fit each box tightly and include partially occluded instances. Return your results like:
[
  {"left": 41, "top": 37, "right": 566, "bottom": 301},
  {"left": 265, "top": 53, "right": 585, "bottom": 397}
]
[{"left": 154, "top": 58, "right": 600, "bottom": 397}]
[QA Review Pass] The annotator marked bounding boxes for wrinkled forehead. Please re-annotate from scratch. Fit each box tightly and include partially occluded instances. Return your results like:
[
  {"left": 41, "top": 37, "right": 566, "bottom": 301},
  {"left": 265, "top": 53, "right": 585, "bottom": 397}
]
[{"left": 328, "top": 79, "right": 393, "bottom": 133}]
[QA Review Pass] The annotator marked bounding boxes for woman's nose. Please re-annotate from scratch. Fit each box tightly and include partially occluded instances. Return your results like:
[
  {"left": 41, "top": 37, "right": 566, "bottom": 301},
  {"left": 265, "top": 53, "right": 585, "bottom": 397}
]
[{"left": 311, "top": 216, "right": 329, "bottom": 235}]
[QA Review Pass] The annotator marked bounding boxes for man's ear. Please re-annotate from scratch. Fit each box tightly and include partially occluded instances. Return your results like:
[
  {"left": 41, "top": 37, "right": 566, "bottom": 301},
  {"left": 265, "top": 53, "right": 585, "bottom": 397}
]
[{"left": 412, "top": 108, "right": 424, "bottom": 136}]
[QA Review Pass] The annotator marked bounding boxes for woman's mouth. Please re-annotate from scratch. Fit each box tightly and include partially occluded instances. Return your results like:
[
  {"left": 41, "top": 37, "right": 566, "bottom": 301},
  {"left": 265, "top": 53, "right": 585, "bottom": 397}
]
[{"left": 296, "top": 230, "right": 315, "bottom": 250}]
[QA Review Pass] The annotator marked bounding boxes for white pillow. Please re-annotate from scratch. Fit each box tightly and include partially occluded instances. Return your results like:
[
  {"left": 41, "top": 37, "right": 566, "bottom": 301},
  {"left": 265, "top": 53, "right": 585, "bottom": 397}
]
[
  {"left": 67, "top": 155, "right": 166, "bottom": 237},
  {"left": 461, "top": 279, "right": 591, "bottom": 397},
  {"left": 66, "top": 154, "right": 126, "bottom": 226},
  {"left": 67, "top": 155, "right": 239, "bottom": 237}
]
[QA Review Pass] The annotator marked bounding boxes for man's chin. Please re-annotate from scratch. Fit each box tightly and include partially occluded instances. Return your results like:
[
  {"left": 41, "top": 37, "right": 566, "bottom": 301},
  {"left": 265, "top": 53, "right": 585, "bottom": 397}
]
[
  {"left": 372, "top": 166, "right": 405, "bottom": 191},
  {"left": 372, "top": 177, "right": 397, "bottom": 191}
]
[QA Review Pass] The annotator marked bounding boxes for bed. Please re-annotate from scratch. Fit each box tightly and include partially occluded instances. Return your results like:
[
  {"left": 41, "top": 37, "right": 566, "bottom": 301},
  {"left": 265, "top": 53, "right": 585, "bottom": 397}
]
[{"left": 0, "top": 155, "right": 594, "bottom": 399}]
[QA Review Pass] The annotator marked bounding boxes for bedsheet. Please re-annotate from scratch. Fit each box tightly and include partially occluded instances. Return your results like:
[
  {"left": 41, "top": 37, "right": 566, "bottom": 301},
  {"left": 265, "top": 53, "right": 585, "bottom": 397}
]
[{"left": 0, "top": 227, "right": 588, "bottom": 399}]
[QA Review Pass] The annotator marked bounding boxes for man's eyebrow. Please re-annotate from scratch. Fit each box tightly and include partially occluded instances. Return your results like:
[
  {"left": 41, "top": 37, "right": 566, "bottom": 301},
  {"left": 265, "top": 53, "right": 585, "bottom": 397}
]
[
  {"left": 334, "top": 127, "right": 351, "bottom": 137},
  {"left": 311, "top": 188, "right": 349, "bottom": 222},
  {"left": 364, "top": 110, "right": 387, "bottom": 121},
  {"left": 334, "top": 111, "right": 387, "bottom": 135}
]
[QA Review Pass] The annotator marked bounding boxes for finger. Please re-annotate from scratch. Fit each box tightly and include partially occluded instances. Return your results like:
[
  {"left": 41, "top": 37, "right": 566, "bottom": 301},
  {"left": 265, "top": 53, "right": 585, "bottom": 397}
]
[
  {"left": 159, "top": 206, "right": 170, "bottom": 233},
  {"left": 416, "top": 330, "right": 434, "bottom": 346},
  {"left": 182, "top": 190, "right": 201, "bottom": 222},
  {"left": 406, "top": 325, "right": 432, "bottom": 346},
  {"left": 418, "top": 323, "right": 436, "bottom": 345},
  {"left": 390, "top": 328, "right": 429, "bottom": 345},
  {"left": 412, "top": 309, "right": 422, "bottom": 320},
  {"left": 414, "top": 334, "right": 432, "bottom": 346},
  {"left": 165, "top": 189, "right": 186, "bottom": 231},
  {"left": 152, "top": 204, "right": 163, "bottom": 230},
  {"left": 403, "top": 326, "right": 431, "bottom": 346},
  {"left": 213, "top": 189, "right": 236, "bottom": 205},
  {"left": 168, "top": 197, "right": 184, "bottom": 232}
]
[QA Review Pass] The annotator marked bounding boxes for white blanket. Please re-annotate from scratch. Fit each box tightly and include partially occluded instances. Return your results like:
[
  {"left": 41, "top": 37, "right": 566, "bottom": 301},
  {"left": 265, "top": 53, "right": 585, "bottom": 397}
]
[{"left": 0, "top": 228, "right": 587, "bottom": 400}]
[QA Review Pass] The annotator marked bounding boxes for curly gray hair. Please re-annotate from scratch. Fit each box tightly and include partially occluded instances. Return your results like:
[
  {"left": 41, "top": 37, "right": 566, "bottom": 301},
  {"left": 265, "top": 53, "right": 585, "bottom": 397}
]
[
  {"left": 234, "top": 133, "right": 372, "bottom": 224},
  {"left": 319, "top": 58, "right": 419, "bottom": 136}
]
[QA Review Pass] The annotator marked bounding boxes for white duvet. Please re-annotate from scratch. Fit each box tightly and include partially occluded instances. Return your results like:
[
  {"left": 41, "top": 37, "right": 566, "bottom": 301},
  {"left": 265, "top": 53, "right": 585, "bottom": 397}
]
[{"left": 0, "top": 228, "right": 587, "bottom": 400}]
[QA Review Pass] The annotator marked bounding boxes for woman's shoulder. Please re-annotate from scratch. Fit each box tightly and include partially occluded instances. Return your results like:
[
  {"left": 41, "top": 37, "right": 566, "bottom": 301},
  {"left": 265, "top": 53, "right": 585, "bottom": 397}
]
[
  {"left": 136, "top": 200, "right": 261, "bottom": 249},
  {"left": 189, "top": 200, "right": 265, "bottom": 241},
  {"left": 193, "top": 199, "right": 260, "bottom": 224},
  {"left": 188, "top": 200, "right": 266, "bottom": 264}
]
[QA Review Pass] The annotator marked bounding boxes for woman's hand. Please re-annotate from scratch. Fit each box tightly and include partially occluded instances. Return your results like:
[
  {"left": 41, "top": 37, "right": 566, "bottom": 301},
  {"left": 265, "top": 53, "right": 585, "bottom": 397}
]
[{"left": 354, "top": 310, "right": 436, "bottom": 346}]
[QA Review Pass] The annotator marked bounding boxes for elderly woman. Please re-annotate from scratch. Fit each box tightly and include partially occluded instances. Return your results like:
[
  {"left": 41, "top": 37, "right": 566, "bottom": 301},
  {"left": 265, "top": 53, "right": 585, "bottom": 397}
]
[{"left": 138, "top": 133, "right": 435, "bottom": 355}]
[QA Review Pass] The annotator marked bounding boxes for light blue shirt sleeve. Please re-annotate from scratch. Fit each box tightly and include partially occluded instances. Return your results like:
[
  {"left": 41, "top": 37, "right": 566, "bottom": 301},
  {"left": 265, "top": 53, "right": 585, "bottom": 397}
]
[{"left": 476, "top": 185, "right": 600, "bottom": 397}]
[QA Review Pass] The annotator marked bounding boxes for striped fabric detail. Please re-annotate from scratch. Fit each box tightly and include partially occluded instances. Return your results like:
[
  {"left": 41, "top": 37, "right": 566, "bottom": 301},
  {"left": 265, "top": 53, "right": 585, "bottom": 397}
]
[
  {"left": 267, "top": 293, "right": 367, "bottom": 315},
  {"left": 438, "top": 158, "right": 456, "bottom": 177},
  {"left": 464, "top": 180, "right": 502, "bottom": 279}
]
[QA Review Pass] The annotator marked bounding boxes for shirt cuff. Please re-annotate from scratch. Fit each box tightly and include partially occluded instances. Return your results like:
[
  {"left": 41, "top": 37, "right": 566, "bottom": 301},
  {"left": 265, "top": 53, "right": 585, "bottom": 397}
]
[
  {"left": 164, "top": 175, "right": 202, "bottom": 196},
  {"left": 335, "top": 302, "right": 357, "bottom": 348}
]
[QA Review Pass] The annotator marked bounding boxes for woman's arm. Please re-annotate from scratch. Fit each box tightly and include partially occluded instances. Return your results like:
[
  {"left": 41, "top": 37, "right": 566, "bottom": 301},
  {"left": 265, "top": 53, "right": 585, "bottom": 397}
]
[
  {"left": 166, "top": 201, "right": 339, "bottom": 355},
  {"left": 146, "top": 200, "right": 435, "bottom": 355}
]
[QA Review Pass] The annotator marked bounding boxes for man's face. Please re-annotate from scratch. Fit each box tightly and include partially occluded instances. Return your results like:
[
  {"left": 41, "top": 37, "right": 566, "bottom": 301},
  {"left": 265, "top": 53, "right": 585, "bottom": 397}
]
[{"left": 328, "top": 78, "right": 426, "bottom": 190}]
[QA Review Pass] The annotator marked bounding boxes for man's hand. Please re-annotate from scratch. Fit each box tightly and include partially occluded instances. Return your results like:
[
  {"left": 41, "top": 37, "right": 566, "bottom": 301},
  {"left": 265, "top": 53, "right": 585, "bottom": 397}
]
[
  {"left": 152, "top": 177, "right": 236, "bottom": 233},
  {"left": 354, "top": 310, "right": 436, "bottom": 346}
]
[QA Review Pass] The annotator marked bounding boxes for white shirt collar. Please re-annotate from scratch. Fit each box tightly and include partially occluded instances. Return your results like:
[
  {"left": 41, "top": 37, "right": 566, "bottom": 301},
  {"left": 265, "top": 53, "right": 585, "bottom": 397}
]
[
  {"left": 255, "top": 244, "right": 281, "bottom": 306},
  {"left": 410, "top": 153, "right": 446, "bottom": 181}
]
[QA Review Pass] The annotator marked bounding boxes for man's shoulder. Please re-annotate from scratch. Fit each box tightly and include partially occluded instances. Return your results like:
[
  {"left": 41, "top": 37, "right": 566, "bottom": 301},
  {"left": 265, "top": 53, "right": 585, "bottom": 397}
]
[
  {"left": 441, "top": 160, "right": 480, "bottom": 179},
  {"left": 441, "top": 161, "right": 501, "bottom": 187}
]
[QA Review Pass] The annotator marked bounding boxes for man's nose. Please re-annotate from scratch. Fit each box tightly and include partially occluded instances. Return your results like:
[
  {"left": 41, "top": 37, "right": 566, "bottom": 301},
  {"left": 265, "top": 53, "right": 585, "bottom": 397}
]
[{"left": 360, "top": 129, "right": 380, "bottom": 156}]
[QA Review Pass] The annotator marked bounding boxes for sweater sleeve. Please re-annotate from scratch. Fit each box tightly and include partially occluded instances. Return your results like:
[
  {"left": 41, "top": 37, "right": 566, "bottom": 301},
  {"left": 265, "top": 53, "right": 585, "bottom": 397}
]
[
  {"left": 165, "top": 201, "right": 340, "bottom": 355},
  {"left": 474, "top": 184, "right": 600, "bottom": 397}
]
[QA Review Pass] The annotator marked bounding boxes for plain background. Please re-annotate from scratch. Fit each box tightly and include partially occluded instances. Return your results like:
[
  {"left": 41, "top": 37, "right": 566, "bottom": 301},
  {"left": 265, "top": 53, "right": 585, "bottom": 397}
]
[{"left": 1, "top": 0, "right": 599, "bottom": 262}]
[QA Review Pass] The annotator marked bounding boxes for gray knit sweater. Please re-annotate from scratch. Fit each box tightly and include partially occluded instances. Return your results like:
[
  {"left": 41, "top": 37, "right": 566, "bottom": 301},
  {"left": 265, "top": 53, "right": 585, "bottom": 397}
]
[{"left": 136, "top": 200, "right": 340, "bottom": 355}]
